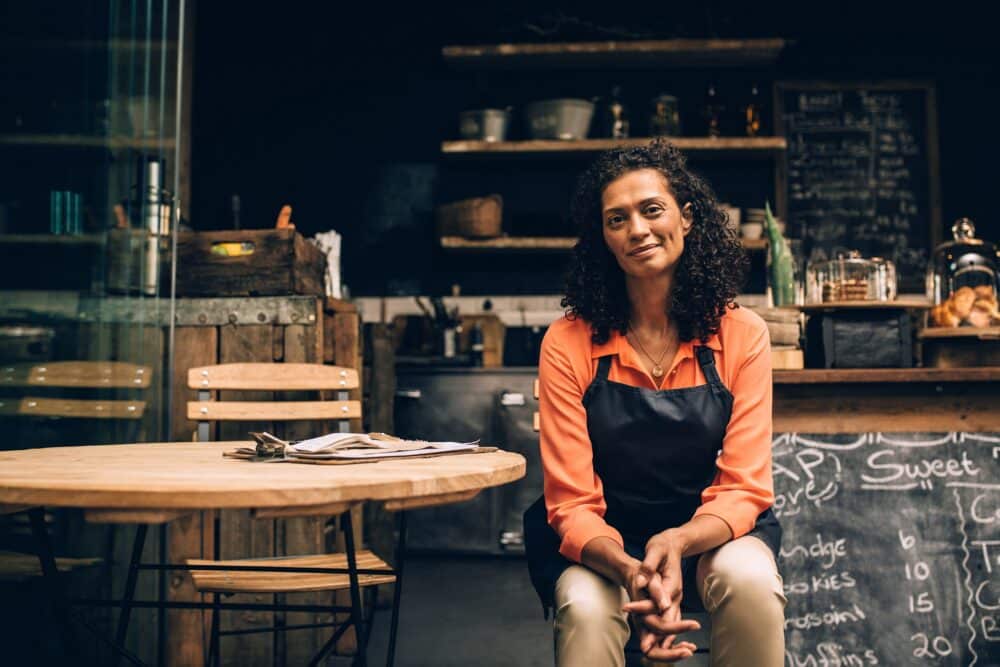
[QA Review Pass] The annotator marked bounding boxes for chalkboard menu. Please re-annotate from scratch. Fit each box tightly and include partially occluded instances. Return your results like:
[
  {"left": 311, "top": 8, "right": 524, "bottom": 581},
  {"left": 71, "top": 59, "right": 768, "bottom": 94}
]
[
  {"left": 775, "top": 431, "right": 999, "bottom": 665},
  {"left": 776, "top": 82, "right": 941, "bottom": 293}
]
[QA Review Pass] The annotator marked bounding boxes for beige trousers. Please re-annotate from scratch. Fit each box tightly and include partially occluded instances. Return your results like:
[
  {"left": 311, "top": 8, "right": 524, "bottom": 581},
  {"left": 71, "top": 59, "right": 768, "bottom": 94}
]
[{"left": 553, "top": 535, "right": 786, "bottom": 667}]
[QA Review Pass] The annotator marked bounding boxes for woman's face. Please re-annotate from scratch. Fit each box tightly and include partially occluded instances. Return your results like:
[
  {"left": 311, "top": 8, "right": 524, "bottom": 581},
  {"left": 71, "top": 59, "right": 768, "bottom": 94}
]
[{"left": 600, "top": 168, "right": 693, "bottom": 281}]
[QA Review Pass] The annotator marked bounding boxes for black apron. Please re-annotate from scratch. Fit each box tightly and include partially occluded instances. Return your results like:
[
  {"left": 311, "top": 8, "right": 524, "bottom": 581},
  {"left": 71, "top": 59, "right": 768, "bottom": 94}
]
[{"left": 524, "top": 345, "right": 781, "bottom": 618}]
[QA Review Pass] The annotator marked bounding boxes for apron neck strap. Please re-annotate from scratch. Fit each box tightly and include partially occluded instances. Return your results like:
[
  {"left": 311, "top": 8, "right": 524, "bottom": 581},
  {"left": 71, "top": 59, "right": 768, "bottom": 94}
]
[
  {"left": 595, "top": 355, "right": 613, "bottom": 381},
  {"left": 695, "top": 346, "right": 724, "bottom": 387}
]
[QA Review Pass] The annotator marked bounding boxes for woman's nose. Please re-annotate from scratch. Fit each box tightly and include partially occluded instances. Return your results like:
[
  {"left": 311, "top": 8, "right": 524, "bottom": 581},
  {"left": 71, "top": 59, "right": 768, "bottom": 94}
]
[{"left": 627, "top": 213, "right": 651, "bottom": 238}]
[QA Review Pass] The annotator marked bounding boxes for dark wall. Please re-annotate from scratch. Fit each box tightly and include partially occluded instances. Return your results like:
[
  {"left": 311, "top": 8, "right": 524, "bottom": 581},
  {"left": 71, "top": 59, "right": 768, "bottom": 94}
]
[{"left": 190, "top": 2, "right": 998, "bottom": 296}]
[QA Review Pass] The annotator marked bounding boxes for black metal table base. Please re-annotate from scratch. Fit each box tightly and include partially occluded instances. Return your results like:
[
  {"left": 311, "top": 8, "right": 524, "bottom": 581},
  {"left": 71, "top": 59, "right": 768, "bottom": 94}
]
[{"left": 29, "top": 507, "right": 408, "bottom": 667}]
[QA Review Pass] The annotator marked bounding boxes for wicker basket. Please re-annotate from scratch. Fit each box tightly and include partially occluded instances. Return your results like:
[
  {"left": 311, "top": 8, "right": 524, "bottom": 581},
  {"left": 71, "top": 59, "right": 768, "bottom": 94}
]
[{"left": 435, "top": 195, "right": 503, "bottom": 238}]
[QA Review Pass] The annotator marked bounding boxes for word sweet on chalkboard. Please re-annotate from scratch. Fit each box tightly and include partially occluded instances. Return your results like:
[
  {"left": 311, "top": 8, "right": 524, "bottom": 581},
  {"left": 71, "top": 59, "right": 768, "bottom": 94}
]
[
  {"left": 773, "top": 431, "right": 999, "bottom": 666},
  {"left": 776, "top": 82, "right": 942, "bottom": 293}
]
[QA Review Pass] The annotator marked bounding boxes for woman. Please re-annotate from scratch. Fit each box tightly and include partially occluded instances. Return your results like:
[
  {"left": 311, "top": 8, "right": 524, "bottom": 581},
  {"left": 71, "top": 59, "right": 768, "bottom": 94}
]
[{"left": 524, "top": 138, "right": 786, "bottom": 666}]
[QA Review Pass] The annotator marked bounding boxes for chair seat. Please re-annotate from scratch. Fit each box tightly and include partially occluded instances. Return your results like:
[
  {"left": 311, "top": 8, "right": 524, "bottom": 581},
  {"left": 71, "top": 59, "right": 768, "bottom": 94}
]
[
  {"left": 186, "top": 551, "right": 396, "bottom": 593},
  {"left": 0, "top": 550, "right": 102, "bottom": 582}
]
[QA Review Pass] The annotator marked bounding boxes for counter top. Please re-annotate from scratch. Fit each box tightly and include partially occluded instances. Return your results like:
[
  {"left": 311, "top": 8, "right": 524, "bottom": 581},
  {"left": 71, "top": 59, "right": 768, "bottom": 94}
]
[{"left": 773, "top": 367, "right": 1000, "bottom": 384}]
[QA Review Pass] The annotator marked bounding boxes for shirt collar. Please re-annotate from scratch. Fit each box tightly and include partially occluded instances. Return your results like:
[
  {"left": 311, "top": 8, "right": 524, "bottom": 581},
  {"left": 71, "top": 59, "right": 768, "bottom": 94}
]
[{"left": 590, "top": 327, "right": 722, "bottom": 360}]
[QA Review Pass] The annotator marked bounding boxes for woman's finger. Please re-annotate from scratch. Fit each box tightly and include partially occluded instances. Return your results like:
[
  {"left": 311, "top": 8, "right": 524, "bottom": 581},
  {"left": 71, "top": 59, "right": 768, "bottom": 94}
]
[
  {"left": 639, "top": 614, "right": 701, "bottom": 634},
  {"left": 639, "top": 627, "right": 658, "bottom": 654},
  {"left": 645, "top": 643, "right": 695, "bottom": 661},
  {"left": 641, "top": 541, "right": 667, "bottom": 578},
  {"left": 622, "top": 599, "right": 657, "bottom": 614},
  {"left": 645, "top": 571, "right": 671, "bottom": 610}
]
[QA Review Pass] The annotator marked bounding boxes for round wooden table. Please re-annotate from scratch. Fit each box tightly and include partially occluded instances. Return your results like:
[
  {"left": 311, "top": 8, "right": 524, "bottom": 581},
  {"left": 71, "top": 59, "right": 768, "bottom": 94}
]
[
  {"left": 0, "top": 441, "right": 526, "bottom": 517},
  {"left": 0, "top": 442, "right": 526, "bottom": 666}
]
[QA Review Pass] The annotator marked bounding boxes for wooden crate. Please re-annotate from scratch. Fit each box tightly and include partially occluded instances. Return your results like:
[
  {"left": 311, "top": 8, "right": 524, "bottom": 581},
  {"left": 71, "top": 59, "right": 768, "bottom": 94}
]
[
  {"left": 166, "top": 296, "right": 361, "bottom": 666},
  {"left": 174, "top": 229, "right": 326, "bottom": 297},
  {"left": 919, "top": 325, "right": 1000, "bottom": 367}
]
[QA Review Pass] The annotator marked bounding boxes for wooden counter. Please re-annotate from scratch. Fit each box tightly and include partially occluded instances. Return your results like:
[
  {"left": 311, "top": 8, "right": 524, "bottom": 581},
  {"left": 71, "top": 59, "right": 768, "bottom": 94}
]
[{"left": 772, "top": 367, "right": 1000, "bottom": 433}]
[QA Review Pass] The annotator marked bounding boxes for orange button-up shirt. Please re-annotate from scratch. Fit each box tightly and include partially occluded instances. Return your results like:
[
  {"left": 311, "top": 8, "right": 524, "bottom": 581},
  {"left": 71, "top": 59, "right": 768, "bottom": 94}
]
[{"left": 538, "top": 305, "right": 775, "bottom": 563}]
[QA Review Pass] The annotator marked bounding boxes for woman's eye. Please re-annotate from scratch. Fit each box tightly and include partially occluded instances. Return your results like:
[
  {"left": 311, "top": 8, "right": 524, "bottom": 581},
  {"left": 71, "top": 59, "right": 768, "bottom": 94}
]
[
  {"left": 607, "top": 216, "right": 624, "bottom": 226},
  {"left": 644, "top": 205, "right": 663, "bottom": 216}
]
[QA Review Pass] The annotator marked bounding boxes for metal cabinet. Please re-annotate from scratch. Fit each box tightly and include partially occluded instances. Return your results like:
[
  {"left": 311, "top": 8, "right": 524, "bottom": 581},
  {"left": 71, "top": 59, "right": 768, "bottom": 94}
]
[{"left": 394, "top": 367, "right": 541, "bottom": 554}]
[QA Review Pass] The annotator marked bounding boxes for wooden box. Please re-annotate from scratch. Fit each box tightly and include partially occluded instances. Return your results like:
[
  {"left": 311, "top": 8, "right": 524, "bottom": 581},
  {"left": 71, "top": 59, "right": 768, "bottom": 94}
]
[
  {"left": 805, "top": 309, "right": 913, "bottom": 368},
  {"left": 174, "top": 229, "right": 326, "bottom": 297},
  {"left": 919, "top": 325, "right": 1000, "bottom": 367}
]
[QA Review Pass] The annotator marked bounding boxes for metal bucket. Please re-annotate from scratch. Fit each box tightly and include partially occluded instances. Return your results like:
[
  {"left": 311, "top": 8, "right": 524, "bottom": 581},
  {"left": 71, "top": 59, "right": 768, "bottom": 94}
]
[
  {"left": 459, "top": 109, "right": 511, "bottom": 142},
  {"left": 524, "top": 99, "right": 594, "bottom": 140}
]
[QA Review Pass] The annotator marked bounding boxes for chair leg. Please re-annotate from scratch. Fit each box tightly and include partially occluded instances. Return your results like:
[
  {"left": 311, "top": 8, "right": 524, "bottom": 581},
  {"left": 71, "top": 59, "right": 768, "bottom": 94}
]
[
  {"left": 387, "top": 510, "right": 407, "bottom": 667},
  {"left": 113, "top": 524, "right": 148, "bottom": 666},
  {"left": 28, "top": 507, "right": 76, "bottom": 660},
  {"left": 342, "top": 508, "right": 368, "bottom": 667},
  {"left": 207, "top": 592, "right": 220, "bottom": 667}
]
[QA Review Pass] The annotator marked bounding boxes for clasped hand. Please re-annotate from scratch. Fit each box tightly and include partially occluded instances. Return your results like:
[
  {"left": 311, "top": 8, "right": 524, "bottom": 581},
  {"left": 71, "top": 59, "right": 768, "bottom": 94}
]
[{"left": 622, "top": 535, "right": 700, "bottom": 661}]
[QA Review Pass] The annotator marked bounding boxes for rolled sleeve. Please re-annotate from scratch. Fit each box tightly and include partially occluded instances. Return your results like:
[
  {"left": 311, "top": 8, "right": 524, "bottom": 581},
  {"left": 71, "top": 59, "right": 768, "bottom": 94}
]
[
  {"left": 538, "top": 325, "right": 623, "bottom": 563},
  {"left": 693, "top": 320, "right": 775, "bottom": 538}
]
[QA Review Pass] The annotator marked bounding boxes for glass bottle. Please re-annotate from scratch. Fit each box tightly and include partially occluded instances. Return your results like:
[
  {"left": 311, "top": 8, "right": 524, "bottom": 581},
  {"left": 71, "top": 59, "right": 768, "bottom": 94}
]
[
  {"left": 704, "top": 83, "right": 724, "bottom": 138},
  {"left": 649, "top": 94, "right": 680, "bottom": 137},
  {"left": 597, "top": 85, "right": 630, "bottom": 139},
  {"left": 745, "top": 83, "right": 762, "bottom": 137}
]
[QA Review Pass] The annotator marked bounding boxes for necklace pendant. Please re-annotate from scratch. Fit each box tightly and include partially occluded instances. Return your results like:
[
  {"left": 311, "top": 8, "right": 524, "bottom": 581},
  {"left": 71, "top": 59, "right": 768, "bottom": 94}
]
[{"left": 651, "top": 364, "right": 665, "bottom": 378}]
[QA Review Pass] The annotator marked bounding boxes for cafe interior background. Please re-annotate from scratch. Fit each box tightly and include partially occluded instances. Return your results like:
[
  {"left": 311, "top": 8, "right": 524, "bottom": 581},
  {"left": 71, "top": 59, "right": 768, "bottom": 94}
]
[{"left": 1, "top": 0, "right": 998, "bottom": 665}]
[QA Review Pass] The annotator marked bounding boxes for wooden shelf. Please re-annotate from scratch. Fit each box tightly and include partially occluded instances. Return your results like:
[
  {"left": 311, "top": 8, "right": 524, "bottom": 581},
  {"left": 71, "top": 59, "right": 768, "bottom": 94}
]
[
  {"left": 440, "top": 235, "right": 767, "bottom": 253},
  {"left": 442, "top": 39, "right": 788, "bottom": 70},
  {"left": 799, "top": 297, "right": 934, "bottom": 311},
  {"left": 441, "top": 137, "right": 786, "bottom": 159},
  {"left": 0, "top": 134, "right": 176, "bottom": 150},
  {"left": 0, "top": 234, "right": 105, "bottom": 246},
  {"left": 773, "top": 367, "right": 1000, "bottom": 384},
  {"left": 918, "top": 326, "right": 1000, "bottom": 340},
  {"left": 1, "top": 39, "right": 177, "bottom": 52},
  {"left": 440, "top": 236, "right": 577, "bottom": 252}
]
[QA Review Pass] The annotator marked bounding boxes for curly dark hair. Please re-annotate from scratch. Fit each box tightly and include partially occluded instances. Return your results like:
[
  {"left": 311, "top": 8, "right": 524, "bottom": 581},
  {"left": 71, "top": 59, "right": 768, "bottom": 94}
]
[{"left": 562, "top": 138, "right": 748, "bottom": 345}]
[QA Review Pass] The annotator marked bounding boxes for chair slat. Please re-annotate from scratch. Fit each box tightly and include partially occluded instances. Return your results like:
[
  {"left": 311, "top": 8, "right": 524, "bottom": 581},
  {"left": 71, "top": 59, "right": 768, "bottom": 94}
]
[
  {"left": 187, "top": 400, "right": 361, "bottom": 422},
  {"left": 186, "top": 551, "right": 395, "bottom": 593},
  {"left": 0, "top": 361, "right": 152, "bottom": 388},
  {"left": 383, "top": 489, "right": 480, "bottom": 511},
  {"left": 187, "top": 363, "right": 359, "bottom": 391},
  {"left": 84, "top": 509, "right": 195, "bottom": 524},
  {"left": 0, "top": 397, "right": 146, "bottom": 419}
]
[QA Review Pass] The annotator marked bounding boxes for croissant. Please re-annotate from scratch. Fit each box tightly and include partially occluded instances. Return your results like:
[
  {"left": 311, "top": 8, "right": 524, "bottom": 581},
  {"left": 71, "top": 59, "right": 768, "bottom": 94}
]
[
  {"left": 931, "top": 303, "right": 960, "bottom": 327},
  {"left": 950, "top": 287, "right": 976, "bottom": 319},
  {"left": 967, "top": 306, "right": 992, "bottom": 328},
  {"left": 973, "top": 297, "right": 1000, "bottom": 322},
  {"left": 974, "top": 285, "right": 995, "bottom": 300}
]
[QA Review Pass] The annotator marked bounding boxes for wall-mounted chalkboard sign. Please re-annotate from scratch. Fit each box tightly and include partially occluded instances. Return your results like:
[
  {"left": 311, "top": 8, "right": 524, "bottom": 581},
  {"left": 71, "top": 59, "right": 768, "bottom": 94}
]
[
  {"left": 775, "top": 82, "right": 942, "bottom": 293},
  {"left": 774, "top": 431, "right": 999, "bottom": 665}
]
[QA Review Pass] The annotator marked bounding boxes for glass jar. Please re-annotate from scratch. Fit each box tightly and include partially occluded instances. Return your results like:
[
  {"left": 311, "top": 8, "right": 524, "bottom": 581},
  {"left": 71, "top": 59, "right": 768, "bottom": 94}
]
[
  {"left": 649, "top": 94, "right": 680, "bottom": 137},
  {"left": 806, "top": 250, "right": 897, "bottom": 303},
  {"left": 926, "top": 218, "right": 999, "bottom": 305}
]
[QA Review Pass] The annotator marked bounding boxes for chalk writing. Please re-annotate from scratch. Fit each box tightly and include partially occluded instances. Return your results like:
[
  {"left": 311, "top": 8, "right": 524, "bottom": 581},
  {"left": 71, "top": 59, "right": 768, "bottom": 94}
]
[
  {"left": 774, "top": 430, "right": 1000, "bottom": 664},
  {"left": 780, "top": 85, "right": 934, "bottom": 291},
  {"left": 785, "top": 644, "right": 879, "bottom": 667}
]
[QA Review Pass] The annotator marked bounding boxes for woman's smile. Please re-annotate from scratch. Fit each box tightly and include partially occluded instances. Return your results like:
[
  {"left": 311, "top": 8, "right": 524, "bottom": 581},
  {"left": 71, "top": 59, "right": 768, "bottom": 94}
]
[{"left": 628, "top": 242, "right": 663, "bottom": 258}]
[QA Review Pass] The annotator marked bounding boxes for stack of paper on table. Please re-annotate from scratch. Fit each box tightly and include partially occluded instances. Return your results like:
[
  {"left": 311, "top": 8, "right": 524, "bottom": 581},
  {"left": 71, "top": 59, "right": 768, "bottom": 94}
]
[
  {"left": 225, "top": 431, "right": 482, "bottom": 463},
  {"left": 288, "top": 432, "right": 480, "bottom": 460}
]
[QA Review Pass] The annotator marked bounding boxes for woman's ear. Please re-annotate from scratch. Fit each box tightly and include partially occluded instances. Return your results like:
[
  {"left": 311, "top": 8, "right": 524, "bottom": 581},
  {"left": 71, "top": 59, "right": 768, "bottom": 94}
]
[{"left": 681, "top": 203, "right": 694, "bottom": 235}]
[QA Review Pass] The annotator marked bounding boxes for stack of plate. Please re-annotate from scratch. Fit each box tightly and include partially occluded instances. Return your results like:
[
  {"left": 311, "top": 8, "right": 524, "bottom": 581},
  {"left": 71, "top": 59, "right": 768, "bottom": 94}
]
[{"left": 744, "top": 208, "right": 786, "bottom": 235}]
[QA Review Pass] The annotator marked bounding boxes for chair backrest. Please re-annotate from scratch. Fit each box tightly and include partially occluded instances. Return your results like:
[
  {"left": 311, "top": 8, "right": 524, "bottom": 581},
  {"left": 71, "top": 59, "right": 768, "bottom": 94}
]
[
  {"left": 0, "top": 361, "right": 150, "bottom": 419},
  {"left": 186, "top": 362, "right": 361, "bottom": 442},
  {"left": 533, "top": 378, "right": 539, "bottom": 432}
]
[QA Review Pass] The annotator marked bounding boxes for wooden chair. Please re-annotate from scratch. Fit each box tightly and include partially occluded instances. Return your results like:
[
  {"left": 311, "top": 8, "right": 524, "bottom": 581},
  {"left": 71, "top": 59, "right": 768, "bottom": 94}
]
[
  {"left": 0, "top": 361, "right": 150, "bottom": 583},
  {"left": 0, "top": 360, "right": 149, "bottom": 420},
  {"left": 183, "top": 362, "right": 397, "bottom": 666}
]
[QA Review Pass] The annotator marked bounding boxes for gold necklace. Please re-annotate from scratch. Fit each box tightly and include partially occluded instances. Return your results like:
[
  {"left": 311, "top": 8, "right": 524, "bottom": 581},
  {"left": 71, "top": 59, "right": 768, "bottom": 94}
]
[{"left": 628, "top": 323, "right": 676, "bottom": 379}]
